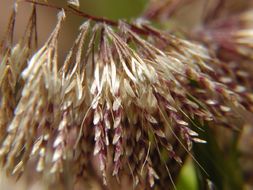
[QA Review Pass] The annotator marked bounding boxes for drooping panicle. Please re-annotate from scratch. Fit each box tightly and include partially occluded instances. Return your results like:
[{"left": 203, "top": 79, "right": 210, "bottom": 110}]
[{"left": 1, "top": 1, "right": 253, "bottom": 189}]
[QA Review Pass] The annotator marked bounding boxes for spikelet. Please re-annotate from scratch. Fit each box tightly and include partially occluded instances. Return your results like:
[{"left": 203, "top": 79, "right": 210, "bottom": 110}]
[
  {"left": 0, "top": 4, "right": 37, "bottom": 163},
  {"left": 196, "top": 9, "right": 253, "bottom": 60},
  {"left": 68, "top": 0, "right": 80, "bottom": 8}
]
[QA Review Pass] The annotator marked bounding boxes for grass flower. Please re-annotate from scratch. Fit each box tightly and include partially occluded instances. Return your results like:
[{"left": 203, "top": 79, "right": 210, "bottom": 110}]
[{"left": 0, "top": 1, "right": 253, "bottom": 189}]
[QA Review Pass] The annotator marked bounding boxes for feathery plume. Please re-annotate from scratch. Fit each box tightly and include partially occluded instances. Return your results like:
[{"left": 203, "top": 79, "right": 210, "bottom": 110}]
[{"left": 1, "top": 1, "right": 253, "bottom": 189}]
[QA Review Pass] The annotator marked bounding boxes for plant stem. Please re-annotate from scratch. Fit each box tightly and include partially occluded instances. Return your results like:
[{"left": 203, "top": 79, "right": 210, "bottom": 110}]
[{"left": 20, "top": 0, "right": 167, "bottom": 38}]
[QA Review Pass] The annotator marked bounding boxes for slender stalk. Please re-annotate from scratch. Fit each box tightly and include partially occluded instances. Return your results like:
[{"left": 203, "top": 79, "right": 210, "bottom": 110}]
[
  {"left": 20, "top": 0, "right": 164, "bottom": 38},
  {"left": 19, "top": 0, "right": 117, "bottom": 24}
]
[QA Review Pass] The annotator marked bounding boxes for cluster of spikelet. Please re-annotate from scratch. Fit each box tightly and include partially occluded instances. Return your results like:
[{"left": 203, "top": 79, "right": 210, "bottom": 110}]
[{"left": 0, "top": 0, "right": 253, "bottom": 189}]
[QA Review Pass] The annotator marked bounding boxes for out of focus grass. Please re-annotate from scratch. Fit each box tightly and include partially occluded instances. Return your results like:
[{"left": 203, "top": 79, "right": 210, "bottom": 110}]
[{"left": 176, "top": 159, "right": 198, "bottom": 190}]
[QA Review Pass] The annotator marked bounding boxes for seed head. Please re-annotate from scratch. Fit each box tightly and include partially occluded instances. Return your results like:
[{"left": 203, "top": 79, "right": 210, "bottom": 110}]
[{"left": 1, "top": 2, "right": 253, "bottom": 189}]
